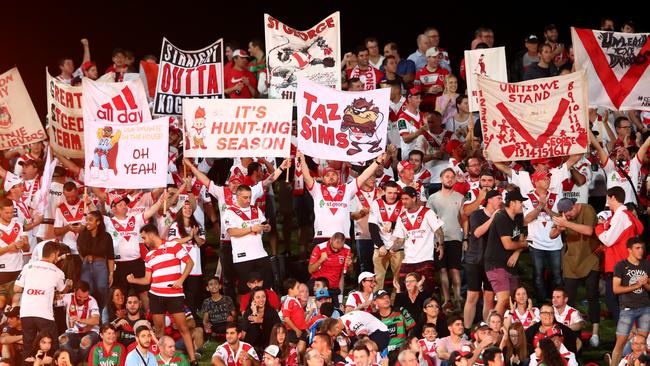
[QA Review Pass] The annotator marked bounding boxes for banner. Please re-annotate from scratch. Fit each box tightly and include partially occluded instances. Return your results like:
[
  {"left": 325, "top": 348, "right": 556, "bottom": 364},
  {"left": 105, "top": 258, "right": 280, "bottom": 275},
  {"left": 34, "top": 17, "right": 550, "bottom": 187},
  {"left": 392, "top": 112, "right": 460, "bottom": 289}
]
[
  {"left": 572, "top": 27, "right": 650, "bottom": 111},
  {"left": 84, "top": 117, "right": 168, "bottom": 189},
  {"left": 464, "top": 47, "right": 508, "bottom": 112},
  {"left": 265, "top": 12, "right": 341, "bottom": 102},
  {"left": 154, "top": 38, "right": 224, "bottom": 116},
  {"left": 139, "top": 60, "right": 159, "bottom": 100},
  {"left": 183, "top": 99, "right": 292, "bottom": 158},
  {"left": 82, "top": 77, "right": 152, "bottom": 123},
  {"left": 35, "top": 147, "right": 57, "bottom": 215},
  {"left": 0, "top": 68, "right": 47, "bottom": 150},
  {"left": 296, "top": 78, "right": 389, "bottom": 161},
  {"left": 477, "top": 70, "right": 589, "bottom": 162},
  {"left": 46, "top": 70, "right": 84, "bottom": 157}
]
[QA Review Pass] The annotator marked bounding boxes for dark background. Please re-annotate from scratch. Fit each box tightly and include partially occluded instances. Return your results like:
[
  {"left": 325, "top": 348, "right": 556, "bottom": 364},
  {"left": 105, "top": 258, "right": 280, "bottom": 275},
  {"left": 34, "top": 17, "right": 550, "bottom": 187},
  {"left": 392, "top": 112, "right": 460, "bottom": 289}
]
[{"left": 0, "top": 2, "right": 646, "bottom": 122}]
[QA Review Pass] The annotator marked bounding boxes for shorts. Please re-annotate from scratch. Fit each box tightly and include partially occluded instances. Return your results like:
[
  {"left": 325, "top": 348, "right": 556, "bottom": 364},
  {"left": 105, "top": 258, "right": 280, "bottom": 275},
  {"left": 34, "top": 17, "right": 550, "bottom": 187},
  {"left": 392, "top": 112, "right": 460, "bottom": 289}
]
[
  {"left": 148, "top": 293, "right": 186, "bottom": 315},
  {"left": 616, "top": 306, "right": 650, "bottom": 336},
  {"left": 287, "top": 328, "right": 308, "bottom": 344},
  {"left": 434, "top": 241, "right": 462, "bottom": 270},
  {"left": 464, "top": 263, "right": 493, "bottom": 292},
  {"left": 486, "top": 267, "right": 518, "bottom": 293}
]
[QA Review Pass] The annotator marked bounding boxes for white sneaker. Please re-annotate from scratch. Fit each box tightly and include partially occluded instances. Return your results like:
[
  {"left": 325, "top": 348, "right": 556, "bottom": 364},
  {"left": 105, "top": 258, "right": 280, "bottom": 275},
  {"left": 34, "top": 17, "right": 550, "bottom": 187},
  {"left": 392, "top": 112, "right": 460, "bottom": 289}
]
[{"left": 589, "top": 334, "right": 600, "bottom": 347}]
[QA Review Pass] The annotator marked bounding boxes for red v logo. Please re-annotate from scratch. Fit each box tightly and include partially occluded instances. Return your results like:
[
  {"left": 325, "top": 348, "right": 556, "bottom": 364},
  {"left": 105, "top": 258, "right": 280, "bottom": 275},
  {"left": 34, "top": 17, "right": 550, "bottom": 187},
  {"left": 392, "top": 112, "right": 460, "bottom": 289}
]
[
  {"left": 496, "top": 98, "right": 570, "bottom": 148},
  {"left": 575, "top": 28, "right": 650, "bottom": 109}
]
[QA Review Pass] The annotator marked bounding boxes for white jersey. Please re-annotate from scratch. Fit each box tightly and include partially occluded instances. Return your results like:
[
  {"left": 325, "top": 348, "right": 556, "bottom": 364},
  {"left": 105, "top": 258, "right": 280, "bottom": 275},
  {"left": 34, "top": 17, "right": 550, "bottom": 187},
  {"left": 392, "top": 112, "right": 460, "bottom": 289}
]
[
  {"left": 345, "top": 291, "right": 374, "bottom": 312},
  {"left": 36, "top": 181, "right": 64, "bottom": 239},
  {"left": 307, "top": 181, "right": 359, "bottom": 239},
  {"left": 554, "top": 305, "right": 583, "bottom": 327},
  {"left": 0, "top": 219, "right": 26, "bottom": 272},
  {"left": 341, "top": 311, "right": 388, "bottom": 336},
  {"left": 223, "top": 206, "right": 268, "bottom": 264},
  {"left": 207, "top": 182, "right": 263, "bottom": 242},
  {"left": 54, "top": 201, "right": 86, "bottom": 255},
  {"left": 104, "top": 214, "right": 147, "bottom": 262},
  {"left": 562, "top": 157, "right": 592, "bottom": 204},
  {"left": 350, "top": 188, "right": 377, "bottom": 240},
  {"left": 16, "top": 260, "right": 66, "bottom": 320},
  {"left": 602, "top": 155, "right": 642, "bottom": 204},
  {"left": 368, "top": 198, "right": 404, "bottom": 249},
  {"left": 62, "top": 292, "right": 100, "bottom": 334},
  {"left": 212, "top": 341, "right": 259, "bottom": 365},
  {"left": 511, "top": 163, "right": 570, "bottom": 197},
  {"left": 393, "top": 206, "right": 444, "bottom": 264},
  {"left": 504, "top": 307, "right": 540, "bottom": 329},
  {"left": 523, "top": 190, "right": 563, "bottom": 251},
  {"left": 168, "top": 222, "right": 205, "bottom": 276}
]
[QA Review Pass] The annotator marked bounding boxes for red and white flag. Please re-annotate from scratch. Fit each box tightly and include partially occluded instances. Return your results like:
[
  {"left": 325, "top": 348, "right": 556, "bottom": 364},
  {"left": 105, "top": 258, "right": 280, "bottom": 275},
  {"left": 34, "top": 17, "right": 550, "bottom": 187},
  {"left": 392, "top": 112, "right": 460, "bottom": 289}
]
[
  {"left": 82, "top": 77, "right": 152, "bottom": 124},
  {"left": 477, "top": 70, "right": 589, "bottom": 162},
  {"left": 572, "top": 27, "right": 650, "bottom": 111}
]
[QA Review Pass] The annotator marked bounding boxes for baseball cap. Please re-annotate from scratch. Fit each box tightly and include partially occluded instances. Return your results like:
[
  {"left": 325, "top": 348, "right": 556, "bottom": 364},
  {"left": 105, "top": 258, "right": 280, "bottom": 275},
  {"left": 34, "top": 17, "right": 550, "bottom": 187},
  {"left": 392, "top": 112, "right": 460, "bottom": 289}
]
[
  {"left": 264, "top": 345, "right": 281, "bottom": 358},
  {"left": 3, "top": 172, "right": 23, "bottom": 192},
  {"left": 397, "top": 160, "right": 415, "bottom": 173},
  {"left": 531, "top": 158, "right": 551, "bottom": 165},
  {"left": 450, "top": 350, "right": 473, "bottom": 362},
  {"left": 407, "top": 86, "right": 423, "bottom": 97},
  {"left": 358, "top": 271, "right": 375, "bottom": 284},
  {"left": 374, "top": 289, "right": 390, "bottom": 298},
  {"left": 505, "top": 190, "right": 528, "bottom": 203},
  {"left": 133, "top": 319, "right": 153, "bottom": 332},
  {"left": 475, "top": 321, "right": 490, "bottom": 331},
  {"left": 485, "top": 189, "right": 501, "bottom": 200},
  {"left": 232, "top": 49, "right": 250, "bottom": 58},
  {"left": 445, "top": 139, "right": 463, "bottom": 155},
  {"left": 557, "top": 197, "right": 576, "bottom": 213},
  {"left": 110, "top": 195, "right": 130, "bottom": 207},
  {"left": 18, "top": 159, "right": 39, "bottom": 167},
  {"left": 228, "top": 174, "right": 244, "bottom": 184},
  {"left": 525, "top": 34, "right": 539, "bottom": 43},
  {"left": 81, "top": 61, "right": 96, "bottom": 72},
  {"left": 425, "top": 47, "right": 440, "bottom": 58},
  {"left": 315, "top": 288, "right": 331, "bottom": 300},
  {"left": 531, "top": 171, "right": 552, "bottom": 184},
  {"left": 4, "top": 307, "right": 19, "bottom": 318}
]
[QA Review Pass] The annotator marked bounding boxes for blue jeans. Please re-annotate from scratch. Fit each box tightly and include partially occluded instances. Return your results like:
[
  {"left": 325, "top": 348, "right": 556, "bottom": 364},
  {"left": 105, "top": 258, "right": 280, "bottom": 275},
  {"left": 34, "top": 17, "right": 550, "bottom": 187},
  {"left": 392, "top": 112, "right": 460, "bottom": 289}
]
[
  {"left": 356, "top": 240, "right": 374, "bottom": 274},
  {"left": 529, "top": 247, "right": 563, "bottom": 304},
  {"left": 616, "top": 306, "right": 650, "bottom": 336},
  {"left": 81, "top": 260, "right": 109, "bottom": 309}
]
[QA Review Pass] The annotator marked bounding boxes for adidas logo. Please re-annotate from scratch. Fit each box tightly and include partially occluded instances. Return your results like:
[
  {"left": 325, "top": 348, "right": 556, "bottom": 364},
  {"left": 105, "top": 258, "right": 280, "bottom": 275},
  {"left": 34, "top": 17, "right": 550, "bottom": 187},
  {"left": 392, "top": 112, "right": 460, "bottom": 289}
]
[{"left": 97, "top": 86, "right": 144, "bottom": 123}]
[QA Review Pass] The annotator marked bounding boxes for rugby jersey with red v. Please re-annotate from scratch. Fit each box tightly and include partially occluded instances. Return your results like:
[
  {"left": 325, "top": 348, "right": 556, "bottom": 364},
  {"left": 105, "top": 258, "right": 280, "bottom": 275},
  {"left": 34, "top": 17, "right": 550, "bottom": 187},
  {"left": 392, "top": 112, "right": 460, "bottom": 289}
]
[{"left": 144, "top": 241, "right": 190, "bottom": 297}]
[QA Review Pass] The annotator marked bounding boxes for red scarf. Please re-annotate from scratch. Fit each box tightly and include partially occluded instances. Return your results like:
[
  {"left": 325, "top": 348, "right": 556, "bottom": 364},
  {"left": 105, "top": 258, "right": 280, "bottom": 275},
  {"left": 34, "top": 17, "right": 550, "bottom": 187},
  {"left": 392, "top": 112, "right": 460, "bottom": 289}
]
[
  {"left": 321, "top": 184, "right": 346, "bottom": 214},
  {"left": 224, "top": 187, "right": 235, "bottom": 206},
  {"left": 68, "top": 295, "right": 90, "bottom": 328},
  {"left": 377, "top": 199, "right": 403, "bottom": 222}
]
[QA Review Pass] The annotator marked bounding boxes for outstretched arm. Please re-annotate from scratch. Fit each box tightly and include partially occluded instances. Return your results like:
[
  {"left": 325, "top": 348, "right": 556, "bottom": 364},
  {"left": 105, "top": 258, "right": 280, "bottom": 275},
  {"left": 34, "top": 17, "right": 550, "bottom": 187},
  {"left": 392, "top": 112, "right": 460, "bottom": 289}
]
[
  {"left": 80, "top": 38, "right": 91, "bottom": 63},
  {"left": 637, "top": 134, "right": 650, "bottom": 162},
  {"left": 183, "top": 159, "right": 212, "bottom": 188},
  {"left": 262, "top": 159, "right": 290, "bottom": 188},
  {"left": 494, "top": 161, "right": 512, "bottom": 178},
  {"left": 143, "top": 190, "right": 168, "bottom": 220},
  {"left": 297, "top": 151, "right": 314, "bottom": 188},
  {"left": 589, "top": 130, "right": 608, "bottom": 165},
  {"left": 355, "top": 153, "right": 387, "bottom": 186}
]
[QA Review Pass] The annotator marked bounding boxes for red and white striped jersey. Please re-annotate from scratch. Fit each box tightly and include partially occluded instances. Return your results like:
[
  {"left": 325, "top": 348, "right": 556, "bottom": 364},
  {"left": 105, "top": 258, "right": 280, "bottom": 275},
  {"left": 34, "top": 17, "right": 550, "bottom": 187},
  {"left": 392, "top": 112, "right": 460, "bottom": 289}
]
[{"left": 144, "top": 240, "right": 190, "bottom": 297}]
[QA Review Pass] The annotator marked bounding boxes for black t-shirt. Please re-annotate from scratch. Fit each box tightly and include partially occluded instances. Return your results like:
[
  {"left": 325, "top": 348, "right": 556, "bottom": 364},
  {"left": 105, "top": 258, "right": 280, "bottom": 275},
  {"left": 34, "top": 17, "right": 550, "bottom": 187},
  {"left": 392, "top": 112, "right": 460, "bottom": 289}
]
[
  {"left": 466, "top": 209, "right": 490, "bottom": 264},
  {"left": 614, "top": 259, "right": 650, "bottom": 308},
  {"left": 484, "top": 210, "right": 524, "bottom": 272}
]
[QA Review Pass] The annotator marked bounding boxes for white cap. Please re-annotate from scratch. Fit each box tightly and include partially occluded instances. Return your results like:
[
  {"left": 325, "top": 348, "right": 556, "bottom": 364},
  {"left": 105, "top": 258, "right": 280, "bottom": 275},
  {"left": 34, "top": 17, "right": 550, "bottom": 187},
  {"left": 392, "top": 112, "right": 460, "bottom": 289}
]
[
  {"left": 3, "top": 172, "right": 23, "bottom": 192},
  {"left": 425, "top": 47, "right": 440, "bottom": 58},
  {"left": 358, "top": 271, "right": 376, "bottom": 284},
  {"left": 264, "top": 345, "right": 280, "bottom": 358}
]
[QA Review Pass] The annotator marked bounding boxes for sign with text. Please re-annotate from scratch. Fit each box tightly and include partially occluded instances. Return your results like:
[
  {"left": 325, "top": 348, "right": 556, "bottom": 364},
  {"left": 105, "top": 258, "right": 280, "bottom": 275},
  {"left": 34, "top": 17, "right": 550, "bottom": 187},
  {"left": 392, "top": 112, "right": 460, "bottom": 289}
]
[
  {"left": 296, "top": 78, "right": 389, "bottom": 162},
  {"left": 154, "top": 37, "right": 224, "bottom": 116},
  {"left": 46, "top": 70, "right": 84, "bottom": 157},
  {"left": 572, "top": 27, "right": 650, "bottom": 111},
  {"left": 84, "top": 117, "right": 168, "bottom": 188},
  {"left": 0, "top": 68, "right": 46, "bottom": 150},
  {"left": 477, "top": 71, "right": 589, "bottom": 162},
  {"left": 82, "top": 77, "right": 152, "bottom": 124},
  {"left": 265, "top": 12, "right": 340, "bottom": 102},
  {"left": 464, "top": 47, "right": 508, "bottom": 112},
  {"left": 182, "top": 99, "right": 292, "bottom": 158}
]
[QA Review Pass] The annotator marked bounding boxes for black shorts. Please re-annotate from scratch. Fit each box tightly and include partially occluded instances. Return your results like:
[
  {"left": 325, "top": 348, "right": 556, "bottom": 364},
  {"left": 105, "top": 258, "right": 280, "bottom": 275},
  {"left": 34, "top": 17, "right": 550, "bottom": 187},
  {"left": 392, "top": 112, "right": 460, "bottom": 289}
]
[
  {"left": 115, "top": 259, "right": 149, "bottom": 293},
  {"left": 287, "top": 329, "right": 308, "bottom": 344},
  {"left": 464, "top": 262, "right": 493, "bottom": 292},
  {"left": 148, "top": 293, "right": 185, "bottom": 314},
  {"left": 434, "top": 241, "right": 463, "bottom": 270}
]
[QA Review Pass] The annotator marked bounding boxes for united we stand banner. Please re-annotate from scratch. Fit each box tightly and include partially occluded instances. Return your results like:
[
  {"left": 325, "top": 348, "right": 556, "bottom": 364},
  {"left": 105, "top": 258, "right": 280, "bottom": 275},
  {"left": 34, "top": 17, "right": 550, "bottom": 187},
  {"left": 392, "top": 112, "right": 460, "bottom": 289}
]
[
  {"left": 46, "top": 70, "right": 84, "bottom": 157},
  {"left": 0, "top": 68, "right": 46, "bottom": 150},
  {"left": 84, "top": 117, "right": 168, "bottom": 189},
  {"left": 572, "top": 27, "right": 650, "bottom": 111},
  {"left": 464, "top": 47, "right": 508, "bottom": 112},
  {"left": 296, "top": 78, "right": 389, "bottom": 162},
  {"left": 265, "top": 12, "right": 340, "bottom": 102},
  {"left": 477, "top": 70, "right": 589, "bottom": 162},
  {"left": 154, "top": 38, "right": 223, "bottom": 116},
  {"left": 183, "top": 99, "right": 292, "bottom": 158},
  {"left": 82, "top": 77, "right": 152, "bottom": 123}
]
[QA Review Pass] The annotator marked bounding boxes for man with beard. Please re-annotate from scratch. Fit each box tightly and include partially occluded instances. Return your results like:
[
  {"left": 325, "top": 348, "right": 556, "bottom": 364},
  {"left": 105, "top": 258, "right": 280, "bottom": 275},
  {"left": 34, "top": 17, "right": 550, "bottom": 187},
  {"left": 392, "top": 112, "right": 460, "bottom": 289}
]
[
  {"left": 347, "top": 46, "right": 384, "bottom": 90},
  {"left": 297, "top": 151, "right": 385, "bottom": 245},
  {"left": 454, "top": 157, "right": 482, "bottom": 196},
  {"left": 115, "top": 293, "right": 145, "bottom": 348},
  {"left": 125, "top": 326, "right": 157, "bottom": 366},
  {"left": 463, "top": 170, "right": 497, "bottom": 216},
  {"left": 543, "top": 24, "right": 569, "bottom": 69},
  {"left": 369, "top": 181, "right": 404, "bottom": 291},
  {"left": 397, "top": 88, "right": 428, "bottom": 160},
  {"left": 308, "top": 233, "right": 351, "bottom": 308},
  {"left": 427, "top": 168, "right": 465, "bottom": 310},
  {"left": 212, "top": 323, "right": 259, "bottom": 366}
]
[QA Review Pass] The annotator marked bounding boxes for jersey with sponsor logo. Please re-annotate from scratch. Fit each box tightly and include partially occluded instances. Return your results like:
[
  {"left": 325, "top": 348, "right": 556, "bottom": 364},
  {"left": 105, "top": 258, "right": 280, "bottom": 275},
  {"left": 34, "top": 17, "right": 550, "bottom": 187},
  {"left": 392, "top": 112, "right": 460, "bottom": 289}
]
[
  {"left": 307, "top": 181, "right": 360, "bottom": 239},
  {"left": 88, "top": 342, "right": 126, "bottom": 366},
  {"left": 104, "top": 214, "right": 147, "bottom": 261},
  {"left": 393, "top": 207, "right": 444, "bottom": 264},
  {"left": 54, "top": 201, "right": 85, "bottom": 254},
  {"left": 16, "top": 260, "right": 66, "bottom": 320},
  {"left": 222, "top": 206, "right": 268, "bottom": 263}
]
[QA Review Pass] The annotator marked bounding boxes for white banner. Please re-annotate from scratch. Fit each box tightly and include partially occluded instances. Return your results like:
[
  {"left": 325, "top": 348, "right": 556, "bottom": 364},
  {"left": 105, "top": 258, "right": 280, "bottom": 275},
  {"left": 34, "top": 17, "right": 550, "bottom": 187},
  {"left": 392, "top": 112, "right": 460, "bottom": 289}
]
[
  {"left": 296, "top": 78, "right": 389, "bottom": 162},
  {"left": 154, "top": 37, "right": 224, "bottom": 116},
  {"left": 572, "top": 27, "right": 650, "bottom": 111},
  {"left": 265, "top": 12, "right": 340, "bottom": 102},
  {"left": 82, "top": 77, "right": 152, "bottom": 124},
  {"left": 183, "top": 99, "right": 292, "bottom": 158},
  {"left": 464, "top": 47, "right": 508, "bottom": 112},
  {"left": 84, "top": 117, "right": 168, "bottom": 188},
  {"left": 0, "top": 68, "right": 47, "bottom": 150},
  {"left": 47, "top": 70, "right": 84, "bottom": 157},
  {"left": 477, "top": 71, "right": 589, "bottom": 162}
]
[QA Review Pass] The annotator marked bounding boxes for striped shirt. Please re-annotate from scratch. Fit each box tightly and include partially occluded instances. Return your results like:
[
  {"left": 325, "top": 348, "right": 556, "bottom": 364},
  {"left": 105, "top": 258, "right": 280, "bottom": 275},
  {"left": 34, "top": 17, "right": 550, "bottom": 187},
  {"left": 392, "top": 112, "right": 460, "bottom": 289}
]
[{"left": 145, "top": 241, "right": 190, "bottom": 297}]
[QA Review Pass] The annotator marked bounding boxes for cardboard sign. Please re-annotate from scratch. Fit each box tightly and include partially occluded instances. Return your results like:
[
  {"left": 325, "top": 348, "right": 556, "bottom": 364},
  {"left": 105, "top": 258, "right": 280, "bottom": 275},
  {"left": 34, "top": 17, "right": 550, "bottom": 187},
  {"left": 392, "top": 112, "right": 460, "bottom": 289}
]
[
  {"left": 46, "top": 70, "right": 84, "bottom": 157},
  {"left": 464, "top": 47, "right": 508, "bottom": 112},
  {"left": 0, "top": 68, "right": 47, "bottom": 150},
  {"left": 82, "top": 77, "right": 152, "bottom": 123}
]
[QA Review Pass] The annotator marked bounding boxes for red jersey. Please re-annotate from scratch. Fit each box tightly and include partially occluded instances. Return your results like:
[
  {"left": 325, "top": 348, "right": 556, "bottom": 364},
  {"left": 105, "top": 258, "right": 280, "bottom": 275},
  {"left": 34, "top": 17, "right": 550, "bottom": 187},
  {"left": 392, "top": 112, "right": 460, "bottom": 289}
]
[
  {"left": 225, "top": 68, "right": 257, "bottom": 98},
  {"left": 415, "top": 65, "right": 448, "bottom": 109},
  {"left": 309, "top": 241, "right": 352, "bottom": 290}
]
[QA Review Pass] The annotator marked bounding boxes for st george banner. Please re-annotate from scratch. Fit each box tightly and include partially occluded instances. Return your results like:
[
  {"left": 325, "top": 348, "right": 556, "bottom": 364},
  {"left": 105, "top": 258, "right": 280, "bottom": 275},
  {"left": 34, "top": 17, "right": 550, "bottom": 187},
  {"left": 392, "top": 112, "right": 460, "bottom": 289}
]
[
  {"left": 47, "top": 70, "right": 84, "bottom": 157},
  {"left": 464, "top": 47, "right": 508, "bottom": 112},
  {"left": 296, "top": 78, "right": 389, "bottom": 162},
  {"left": 0, "top": 68, "right": 47, "bottom": 150},
  {"left": 84, "top": 117, "right": 168, "bottom": 189},
  {"left": 477, "top": 70, "right": 588, "bottom": 162},
  {"left": 572, "top": 27, "right": 650, "bottom": 111},
  {"left": 265, "top": 12, "right": 340, "bottom": 102},
  {"left": 82, "top": 77, "right": 152, "bottom": 123},
  {"left": 183, "top": 99, "right": 292, "bottom": 158},
  {"left": 154, "top": 37, "right": 224, "bottom": 116}
]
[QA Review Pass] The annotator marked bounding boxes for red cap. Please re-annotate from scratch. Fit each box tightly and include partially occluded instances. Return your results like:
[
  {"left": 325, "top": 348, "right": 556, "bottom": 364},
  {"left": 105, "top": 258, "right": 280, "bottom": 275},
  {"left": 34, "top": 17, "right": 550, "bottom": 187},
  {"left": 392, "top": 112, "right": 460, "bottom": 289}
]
[
  {"left": 531, "top": 157, "right": 552, "bottom": 165},
  {"left": 397, "top": 161, "right": 415, "bottom": 173},
  {"left": 531, "top": 171, "right": 552, "bottom": 184},
  {"left": 545, "top": 325, "right": 563, "bottom": 338},
  {"left": 81, "top": 61, "right": 96, "bottom": 72},
  {"left": 228, "top": 174, "right": 244, "bottom": 184},
  {"left": 445, "top": 139, "right": 463, "bottom": 155},
  {"left": 111, "top": 195, "right": 130, "bottom": 207},
  {"left": 407, "top": 86, "right": 423, "bottom": 97}
]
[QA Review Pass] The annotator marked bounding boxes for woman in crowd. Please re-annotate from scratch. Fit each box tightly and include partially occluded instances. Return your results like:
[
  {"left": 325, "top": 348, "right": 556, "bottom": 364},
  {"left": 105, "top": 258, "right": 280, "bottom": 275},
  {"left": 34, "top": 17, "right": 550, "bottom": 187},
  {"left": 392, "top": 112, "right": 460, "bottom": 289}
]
[
  {"left": 501, "top": 322, "right": 528, "bottom": 366},
  {"left": 242, "top": 287, "right": 281, "bottom": 349},
  {"left": 102, "top": 287, "right": 126, "bottom": 324},
  {"left": 504, "top": 286, "right": 540, "bottom": 330},
  {"left": 269, "top": 323, "right": 299, "bottom": 366},
  {"left": 24, "top": 332, "right": 55, "bottom": 366},
  {"left": 413, "top": 297, "right": 449, "bottom": 339},
  {"left": 77, "top": 210, "right": 114, "bottom": 309},
  {"left": 394, "top": 272, "right": 431, "bottom": 321}
]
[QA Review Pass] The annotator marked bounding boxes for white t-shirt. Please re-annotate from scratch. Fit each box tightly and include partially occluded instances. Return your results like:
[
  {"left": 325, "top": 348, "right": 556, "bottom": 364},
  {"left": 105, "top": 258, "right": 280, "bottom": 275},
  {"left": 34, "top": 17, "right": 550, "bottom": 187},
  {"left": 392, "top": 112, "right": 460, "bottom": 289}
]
[
  {"left": 0, "top": 219, "right": 26, "bottom": 272},
  {"left": 104, "top": 214, "right": 147, "bottom": 262},
  {"left": 602, "top": 155, "right": 642, "bottom": 204},
  {"left": 62, "top": 292, "right": 100, "bottom": 334},
  {"left": 350, "top": 188, "right": 377, "bottom": 240},
  {"left": 168, "top": 222, "right": 205, "bottom": 276},
  {"left": 341, "top": 311, "right": 388, "bottom": 336},
  {"left": 393, "top": 207, "right": 444, "bottom": 264},
  {"left": 16, "top": 260, "right": 66, "bottom": 320},
  {"left": 307, "top": 181, "right": 359, "bottom": 239},
  {"left": 207, "top": 182, "right": 263, "bottom": 242},
  {"left": 223, "top": 206, "right": 268, "bottom": 264},
  {"left": 54, "top": 201, "right": 86, "bottom": 255},
  {"left": 523, "top": 190, "right": 563, "bottom": 251},
  {"left": 554, "top": 305, "right": 583, "bottom": 327},
  {"left": 368, "top": 199, "right": 404, "bottom": 249}
]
